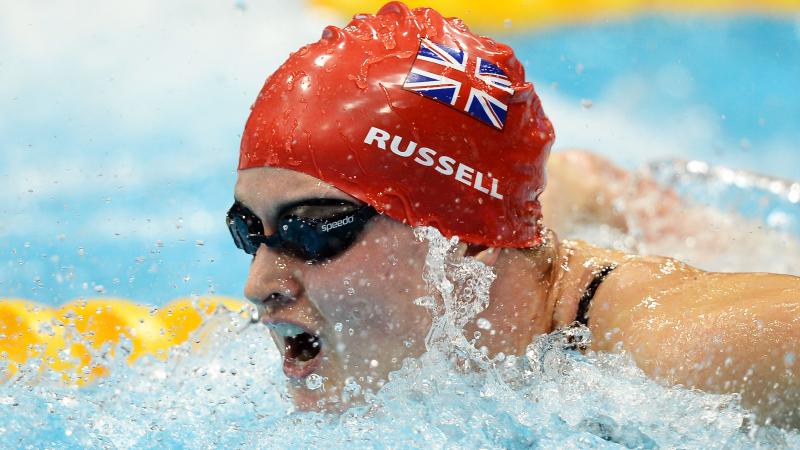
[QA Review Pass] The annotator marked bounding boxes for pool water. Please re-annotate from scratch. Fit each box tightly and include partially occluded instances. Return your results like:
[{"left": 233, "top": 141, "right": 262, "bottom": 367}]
[{"left": 1, "top": 1, "right": 799, "bottom": 448}]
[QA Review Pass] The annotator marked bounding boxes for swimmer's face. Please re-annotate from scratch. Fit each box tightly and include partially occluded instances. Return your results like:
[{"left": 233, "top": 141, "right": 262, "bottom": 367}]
[{"left": 234, "top": 167, "right": 432, "bottom": 410}]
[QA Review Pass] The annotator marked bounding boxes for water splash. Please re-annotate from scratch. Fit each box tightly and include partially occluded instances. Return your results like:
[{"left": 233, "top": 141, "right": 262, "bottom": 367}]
[{"left": 412, "top": 227, "right": 496, "bottom": 371}]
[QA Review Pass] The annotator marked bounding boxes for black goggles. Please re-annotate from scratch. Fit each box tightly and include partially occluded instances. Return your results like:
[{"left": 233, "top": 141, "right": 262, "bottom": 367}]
[{"left": 226, "top": 199, "right": 377, "bottom": 262}]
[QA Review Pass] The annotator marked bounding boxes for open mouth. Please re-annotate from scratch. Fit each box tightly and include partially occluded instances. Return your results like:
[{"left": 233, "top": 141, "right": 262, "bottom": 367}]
[
  {"left": 285, "top": 332, "right": 321, "bottom": 363},
  {"left": 266, "top": 322, "right": 323, "bottom": 379}
]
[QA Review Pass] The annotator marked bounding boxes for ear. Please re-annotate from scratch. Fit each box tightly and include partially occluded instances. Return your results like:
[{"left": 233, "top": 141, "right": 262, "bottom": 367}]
[{"left": 463, "top": 243, "right": 501, "bottom": 267}]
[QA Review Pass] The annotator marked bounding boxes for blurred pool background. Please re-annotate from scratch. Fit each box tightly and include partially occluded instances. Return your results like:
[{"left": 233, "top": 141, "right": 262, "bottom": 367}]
[{"left": 1, "top": 0, "right": 798, "bottom": 305}]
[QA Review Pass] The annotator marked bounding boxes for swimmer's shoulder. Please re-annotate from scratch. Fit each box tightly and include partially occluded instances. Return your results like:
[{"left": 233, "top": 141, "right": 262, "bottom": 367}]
[
  {"left": 590, "top": 256, "right": 800, "bottom": 325},
  {"left": 585, "top": 252, "right": 699, "bottom": 327},
  {"left": 548, "top": 238, "right": 696, "bottom": 327},
  {"left": 548, "top": 238, "right": 636, "bottom": 326}
]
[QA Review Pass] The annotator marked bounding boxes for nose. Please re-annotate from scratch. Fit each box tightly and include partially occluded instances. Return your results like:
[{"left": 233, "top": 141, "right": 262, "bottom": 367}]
[{"left": 243, "top": 245, "right": 304, "bottom": 313}]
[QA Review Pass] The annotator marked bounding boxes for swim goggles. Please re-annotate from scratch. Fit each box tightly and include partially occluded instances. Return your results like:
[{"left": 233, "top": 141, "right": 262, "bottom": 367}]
[{"left": 226, "top": 199, "right": 377, "bottom": 262}]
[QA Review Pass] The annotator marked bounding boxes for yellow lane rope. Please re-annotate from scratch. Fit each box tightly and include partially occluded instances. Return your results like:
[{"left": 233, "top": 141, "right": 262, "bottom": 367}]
[
  {"left": 0, "top": 297, "right": 248, "bottom": 386},
  {"left": 311, "top": 0, "right": 800, "bottom": 31}
]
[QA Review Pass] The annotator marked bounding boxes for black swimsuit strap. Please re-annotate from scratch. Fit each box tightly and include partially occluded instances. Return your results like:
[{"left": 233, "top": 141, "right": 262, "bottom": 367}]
[{"left": 575, "top": 264, "right": 617, "bottom": 326}]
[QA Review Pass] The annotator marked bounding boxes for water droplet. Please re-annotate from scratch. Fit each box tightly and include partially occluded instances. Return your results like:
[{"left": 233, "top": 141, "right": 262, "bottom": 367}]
[
  {"left": 476, "top": 318, "right": 492, "bottom": 330},
  {"left": 305, "top": 373, "right": 324, "bottom": 390},
  {"left": 343, "top": 377, "right": 361, "bottom": 395}
]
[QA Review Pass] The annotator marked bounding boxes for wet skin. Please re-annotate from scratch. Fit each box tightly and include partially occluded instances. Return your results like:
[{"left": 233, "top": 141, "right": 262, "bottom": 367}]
[
  {"left": 236, "top": 167, "right": 432, "bottom": 409},
  {"left": 235, "top": 167, "right": 568, "bottom": 410},
  {"left": 235, "top": 164, "right": 800, "bottom": 428}
]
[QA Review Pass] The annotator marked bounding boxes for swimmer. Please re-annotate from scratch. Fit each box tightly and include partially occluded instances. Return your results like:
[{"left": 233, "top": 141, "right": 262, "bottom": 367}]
[{"left": 229, "top": 2, "right": 800, "bottom": 427}]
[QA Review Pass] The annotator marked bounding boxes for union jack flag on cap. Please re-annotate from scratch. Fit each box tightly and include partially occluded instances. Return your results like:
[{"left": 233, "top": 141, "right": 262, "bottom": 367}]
[{"left": 402, "top": 38, "right": 514, "bottom": 130}]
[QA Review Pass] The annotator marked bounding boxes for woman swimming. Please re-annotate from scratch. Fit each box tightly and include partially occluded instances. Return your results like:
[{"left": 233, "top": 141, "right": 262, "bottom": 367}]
[{"left": 229, "top": 2, "right": 799, "bottom": 428}]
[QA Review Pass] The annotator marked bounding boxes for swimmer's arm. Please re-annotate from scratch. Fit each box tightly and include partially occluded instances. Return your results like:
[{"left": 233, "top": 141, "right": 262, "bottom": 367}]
[
  {"left": 587, "top": 257, "right": 800, "bottom": 429},
  {"left": 542, "top": 150, "right": 682, "bottom": 238},
  {"left": 542, "top": 150, "right": 627, "bottom": 232}
]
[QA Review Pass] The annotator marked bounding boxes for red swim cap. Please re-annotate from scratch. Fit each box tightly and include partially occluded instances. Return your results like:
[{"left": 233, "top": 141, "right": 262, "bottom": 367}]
[{"left": 239, "top": 1, "right": 554, "bottom": 247}]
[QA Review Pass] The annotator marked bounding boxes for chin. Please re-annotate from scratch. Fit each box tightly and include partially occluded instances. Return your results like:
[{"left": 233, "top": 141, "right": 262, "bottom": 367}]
[{"left": 288, "top": 384, "right": 328, "bottom": 412}]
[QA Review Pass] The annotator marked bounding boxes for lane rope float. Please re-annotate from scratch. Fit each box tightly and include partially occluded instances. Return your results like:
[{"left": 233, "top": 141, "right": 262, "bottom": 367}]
[
  {"left": 0, "top": 297, "right": 249, "bottom": 386},
  {"left": 311, "top": 0, "right": 800, "bottom": 31}
]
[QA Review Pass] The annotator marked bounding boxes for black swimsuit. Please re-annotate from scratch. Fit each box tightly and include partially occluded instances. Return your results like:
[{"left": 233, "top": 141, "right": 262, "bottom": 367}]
[{"left": 575, "top": 264, "right": 617, "bottom": 326}]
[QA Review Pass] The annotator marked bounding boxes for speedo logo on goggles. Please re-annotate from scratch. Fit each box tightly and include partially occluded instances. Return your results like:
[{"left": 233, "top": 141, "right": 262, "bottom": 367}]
[
  {"left": 363, "top": 126, "right": 504, "bottom": 200},
  {"left": 321, "top": 215, "right": 354, "bottom": 232}
]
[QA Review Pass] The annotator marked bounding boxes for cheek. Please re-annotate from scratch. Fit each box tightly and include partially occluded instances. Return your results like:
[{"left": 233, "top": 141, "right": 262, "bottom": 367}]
[
  {"left": 366, "top": 219, "right": 429, "bottom": 278},
  {"left": 307, "top": 220, "right": 431, "bottom": 327}
]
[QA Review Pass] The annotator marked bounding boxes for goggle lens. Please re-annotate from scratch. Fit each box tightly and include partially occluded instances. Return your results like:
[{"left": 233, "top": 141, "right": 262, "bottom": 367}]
[{"left": 226, "top": 200, "right": 376, "bottom": 262}]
